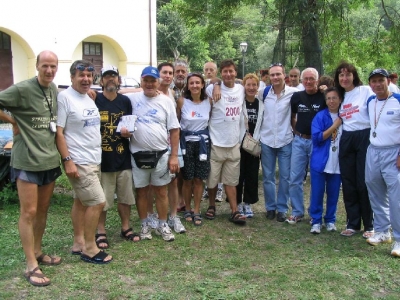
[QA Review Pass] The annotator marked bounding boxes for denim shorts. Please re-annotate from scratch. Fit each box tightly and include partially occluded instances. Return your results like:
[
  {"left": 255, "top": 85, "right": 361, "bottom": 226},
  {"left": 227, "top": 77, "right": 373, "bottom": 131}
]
[{"left": 11, "top": 166, "right": 62, "bottom": 186}]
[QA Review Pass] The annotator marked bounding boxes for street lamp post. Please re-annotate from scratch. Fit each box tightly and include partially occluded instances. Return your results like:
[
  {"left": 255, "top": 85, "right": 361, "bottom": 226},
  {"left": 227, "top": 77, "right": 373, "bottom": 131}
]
[{"left": 240, "top": 42, "right": 248, "bottom": 78}]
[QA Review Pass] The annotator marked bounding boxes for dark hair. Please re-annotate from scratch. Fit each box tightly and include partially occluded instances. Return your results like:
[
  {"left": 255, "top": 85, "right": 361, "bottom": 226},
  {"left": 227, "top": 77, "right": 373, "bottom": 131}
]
[
  {"left": 261, "top": 69, "right": 269, "bottom": 77},
  {"left": 158, "top": 62, "right": 174, "bottom": 73},
  {"left": 70, "top": 60, "right": 94, "bottom": 76},
  {"left": 333, "top": 61, "right": 363, "bottom": 99},
  {"left": 219, "top": 59, "right": 237, "bottom": 72},
  {"left": 183, "top": 73, "right": 206, "bottom": 101},
  {"left": 318, "top": 75, "right": 334, "bottom": 88},
  {"left": 324, "top": 86, "right": 342, "bottom": 101}
]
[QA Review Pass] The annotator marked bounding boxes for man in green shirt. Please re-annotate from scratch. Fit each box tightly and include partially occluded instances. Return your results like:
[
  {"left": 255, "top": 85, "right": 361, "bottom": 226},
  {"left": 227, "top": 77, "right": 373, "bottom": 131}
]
[{"left": 0, "top": 50, "right": 62, "bottom": 287}]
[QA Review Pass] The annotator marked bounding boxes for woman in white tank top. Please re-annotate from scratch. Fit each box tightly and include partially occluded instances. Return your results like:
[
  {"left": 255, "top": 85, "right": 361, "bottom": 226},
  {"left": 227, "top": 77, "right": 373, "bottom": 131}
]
[{"left": 177, "top": 73, "right": 212, "bottom": 226}]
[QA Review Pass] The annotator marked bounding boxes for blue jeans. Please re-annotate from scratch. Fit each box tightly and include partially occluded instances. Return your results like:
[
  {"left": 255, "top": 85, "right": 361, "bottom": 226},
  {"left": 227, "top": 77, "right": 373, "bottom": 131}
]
[
  {"left": 261, "top": 142, "right": 292, "bottom": 213},
  {"left": 289, "top": 135, "right": 312, "bottom": 216},
  {"left": 309, "top": 170, "right": 341, "bottom": 225}
]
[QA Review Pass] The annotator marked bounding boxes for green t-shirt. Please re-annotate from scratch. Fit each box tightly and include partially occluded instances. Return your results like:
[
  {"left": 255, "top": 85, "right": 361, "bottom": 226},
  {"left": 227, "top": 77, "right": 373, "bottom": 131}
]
[{"left": 0, "top": 77, "right": 60, "bottom": 171}]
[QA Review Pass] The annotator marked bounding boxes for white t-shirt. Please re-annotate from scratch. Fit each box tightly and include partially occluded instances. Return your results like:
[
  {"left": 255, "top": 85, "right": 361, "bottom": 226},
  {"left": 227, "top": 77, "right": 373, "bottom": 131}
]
[
  {"left": 324, "top": 113, "right": 342, "bottom": 174},
  {"left": 206, "top": 83, "right": 244, "bottom": 147},
  {"left": 367, "top": 94, "right": 400, "bottom": 147},
  {"left": 389, "top": 82, "right": 400, "bottom": 94},
  {"left": 295, "top": 83, "right": 305, "bottom": 91},
  {"left": 57, "top": 87, "right": 101, "bottom": 165},
  {"left": 339, "top": 85, "right": 374, "bottom": 131},
  {"left": 180, "top": 98, "right": 211, "bottom": 142},
  {"left": 127, "top": 92, "right": 180, "bottom": 153}
]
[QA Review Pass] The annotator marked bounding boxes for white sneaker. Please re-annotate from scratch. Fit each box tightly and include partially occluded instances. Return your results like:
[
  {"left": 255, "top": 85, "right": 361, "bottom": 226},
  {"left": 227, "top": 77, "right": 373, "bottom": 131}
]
[
  {"left": 237, "top": 203, "right": 244, "bottom": 215},
  {"left": 326, "top": 223, "right": 337, "bottom": 232},
  {"left": 202, "top": 189, "right": 209, "bottom": 200},
  {"left": 140, "top": 222, "right": 152, "bottom": 240},
  {"left": 310, "top": 224, "right": 321, "bottom": 234},
  {"left": 367, "top": 231, "right": 392, "bottom": 246},
  {"left": 215, "top": 188, "right": 223, "bottom": 202},
  {"left": 147, "top": 213, "right": 159, "bottom": 229},
  {"left": 168, "top": 216, "right": 186, "bottom": 234},
  {"left": 244, "top": 204, "right": 254, "bottom": 218},
  {"left": 391, "top": 241, "right": 400, "bottom": 257},
  {"left": 155, "top": 223, "right": 175, "bottom": 241}
]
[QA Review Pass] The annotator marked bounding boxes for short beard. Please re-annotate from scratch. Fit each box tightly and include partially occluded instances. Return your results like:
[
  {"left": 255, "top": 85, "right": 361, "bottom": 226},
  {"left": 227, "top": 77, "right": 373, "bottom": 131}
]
[
  {"left": 175, "top": 79, "right": 185, "bottom": 89},
  {"left": 105, "top": 83, "right": 118, "bottom": 92}
]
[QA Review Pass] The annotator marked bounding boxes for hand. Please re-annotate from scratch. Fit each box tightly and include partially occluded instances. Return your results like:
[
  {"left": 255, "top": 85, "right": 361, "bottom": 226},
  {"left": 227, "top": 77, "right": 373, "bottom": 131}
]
[
  {"left": 333, "top": 117, "right": 342, "bottom": 129},
  {"left": 12, "top": 123, "right": 20, "bottom": 136},
  {"left": 64, "top": 160, "right": 79, "bottom": 178},
  {"left": 87, "top": 89, "right": 97, "bottom": 100},
  {"left": 120, "top": 127, "right": 132, "bottom": 138},
  {"left": 168, "top": 155, "right": 180, "bottom": 174},
  {"left": 319, "top": 85, "right": 328, "bottom": 93},
  {"left": 212, "top": 85, "right": 221, "bottom": 102}
]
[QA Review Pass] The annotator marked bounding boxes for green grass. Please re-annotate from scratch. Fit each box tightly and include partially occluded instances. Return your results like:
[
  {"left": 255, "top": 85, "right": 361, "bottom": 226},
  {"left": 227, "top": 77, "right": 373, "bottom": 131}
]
[{"left": 0, "top": 173, "right": 399, "bottom": 299}]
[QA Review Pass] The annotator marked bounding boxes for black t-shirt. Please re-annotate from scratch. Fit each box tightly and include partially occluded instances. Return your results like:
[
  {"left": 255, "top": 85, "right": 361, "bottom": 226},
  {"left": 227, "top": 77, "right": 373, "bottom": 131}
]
[
  {"left": 95, "top": 93, "right": 132, "bottom": 172},
  {"left": 291, "top": 91, "right": 326, "bottom": 135},
  {"left": 245, "top": 98, "right": 259, "bottom": 135}
]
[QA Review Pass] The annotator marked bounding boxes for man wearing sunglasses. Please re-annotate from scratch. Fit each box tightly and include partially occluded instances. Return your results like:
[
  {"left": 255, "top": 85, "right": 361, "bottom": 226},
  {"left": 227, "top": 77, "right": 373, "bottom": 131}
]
[
  {"left": 94, "top": 65, "right": 139, "bottom": 248},
  {"left": 0, "top": 50, "right": 61, "bottom": 286},
  {"left": 56, "top": 60, "right": 113, "bottom": 264}
]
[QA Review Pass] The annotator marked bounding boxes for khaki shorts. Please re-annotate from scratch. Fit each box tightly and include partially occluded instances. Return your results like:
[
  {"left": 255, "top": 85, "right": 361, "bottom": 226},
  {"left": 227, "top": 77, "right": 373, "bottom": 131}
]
[
  {"left": 207, "top": 143, "right": 240, "bottom": 188},
  {"left": 101, "top": 169, "right": 135, "bottom": 211},
  {"left": 69, "top": 164, "right": 105, "bottom": 207}
]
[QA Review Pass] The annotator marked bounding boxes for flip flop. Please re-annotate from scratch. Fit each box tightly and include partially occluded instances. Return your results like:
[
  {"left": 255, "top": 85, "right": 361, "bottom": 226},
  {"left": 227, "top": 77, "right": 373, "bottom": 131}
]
[
  {"left": 36, "top": 254, "right": 62, "bottom": 266},
  {"left": 81, "top": 251, "right": 113, "bottom": 264},
  {"left": 340, "top": 228, "right": 359, "bottom": 237},
  {"left": 71, "top": 250, "right": 82, "bottom": 256},
  {"left": 24, "top": 266, "right": 51, "bottom": 287}
]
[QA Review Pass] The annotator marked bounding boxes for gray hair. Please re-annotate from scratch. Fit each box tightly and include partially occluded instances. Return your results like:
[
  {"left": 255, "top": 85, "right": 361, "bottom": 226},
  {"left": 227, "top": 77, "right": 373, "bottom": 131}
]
[
  {"left": 174, "top": 59, "right": 188, "bottom": 70},
  {"left": 301, "top": 67, "right": 319, "bottom": 81},
  {"left": 70, "top": 60, "right": 94, "bottom": 76}
]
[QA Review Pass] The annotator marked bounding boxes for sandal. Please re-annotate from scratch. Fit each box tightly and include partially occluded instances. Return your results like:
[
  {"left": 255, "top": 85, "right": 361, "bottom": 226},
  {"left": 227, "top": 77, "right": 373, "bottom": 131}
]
[
  {"left": 229, "top": 211, "right": 246, "bottom": 225},
  {"left": 24, "top": 266, "right": 51, "bottom": 287},
  {"left": 95, "top": 233, "right": 109, "bottom": 249},
  {"left": 204, "top": 206, "right": 216, "bottom": 220},
  {"left": 363, "top": 230, "right": 374, "bottom": 239},
  {"left": 36, "top": 253, "right": 62, "bottom": 266},
  {"left": 192, "top": 213, "right": 203, "bottom": 226},
  {"left": 177, "top": 205, "right": 186, "bottom": 213},
  {"left": 340, "top": 228, "right": 359, "bottom": 237},
  {"left": 120, "top": 228, "right": 140, "bottom": 242},
  {"left": 184, "top": 211, "right": 193, "bottom": 222},
  {"left": 81, "top": 251, "right": 113, "bottom": 264}
]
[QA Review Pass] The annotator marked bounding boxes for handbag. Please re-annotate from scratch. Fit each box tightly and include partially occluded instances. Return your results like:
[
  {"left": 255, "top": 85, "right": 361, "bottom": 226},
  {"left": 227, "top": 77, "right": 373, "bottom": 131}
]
[
  {"left": 132, "top": 149, "right": 168, "bottom": 169},
  {"left": 242, "top": 132, "right": 261, "bottom": 156}
]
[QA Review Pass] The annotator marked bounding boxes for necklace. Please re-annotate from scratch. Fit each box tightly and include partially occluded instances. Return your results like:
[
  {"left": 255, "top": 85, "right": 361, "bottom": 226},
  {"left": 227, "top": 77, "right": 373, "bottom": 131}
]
[
  {"left": 330, "top": 113, "right": 340, "bottom": 152},
  {"left": 373, "top": 94, "right": 390, "bottom": 137}
]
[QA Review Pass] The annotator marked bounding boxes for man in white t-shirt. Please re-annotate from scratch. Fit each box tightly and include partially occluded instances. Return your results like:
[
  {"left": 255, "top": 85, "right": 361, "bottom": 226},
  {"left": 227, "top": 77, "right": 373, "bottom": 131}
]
[
  {"left": 124, "top": 66, "right": 180, "bottom": 242},
  {"left": 204, "top": 59, "right": 246, "bottom": 225},
  {"left": 289, "top": 67, "right": 305, "bottom": 91},
  {"left": 56, "top": 60, "right": 112, "bottom": 264},
  {"left": 365, "top": 68, "right": 400, "bottom": 257}
]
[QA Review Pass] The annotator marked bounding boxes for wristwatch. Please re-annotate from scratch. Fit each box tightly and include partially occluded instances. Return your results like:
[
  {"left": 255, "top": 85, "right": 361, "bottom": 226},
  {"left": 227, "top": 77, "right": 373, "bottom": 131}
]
[
  {"left": 62, "top": 156, "right": 72, "bottom": 162},
  {"left": 214, "top": 82, "right": 221, "bottom": 86}
]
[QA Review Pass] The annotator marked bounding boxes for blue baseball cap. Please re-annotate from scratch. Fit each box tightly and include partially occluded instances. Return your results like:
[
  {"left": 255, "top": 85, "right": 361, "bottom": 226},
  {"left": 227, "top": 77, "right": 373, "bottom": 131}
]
[
  {"left": 141, "top": 66, "right": 160, "bottom": 79},
  {"left": 368, "top": 68, "right": 389, "bottom": 81}
]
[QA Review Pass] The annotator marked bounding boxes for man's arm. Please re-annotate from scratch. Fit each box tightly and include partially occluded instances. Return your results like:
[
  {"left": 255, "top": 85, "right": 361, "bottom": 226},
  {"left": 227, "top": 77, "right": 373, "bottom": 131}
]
[
  {"left": 168, "top": 128, "right": 180, "bottom": 173},
  {"left": 0, "top": 110, "right": 19, "bottom": 135},
  {"left": 55, "top": 126, "right": 79, "bottom": 178},
  {"left": 291, "top": 113, "right": 297, "bottom": 131}
]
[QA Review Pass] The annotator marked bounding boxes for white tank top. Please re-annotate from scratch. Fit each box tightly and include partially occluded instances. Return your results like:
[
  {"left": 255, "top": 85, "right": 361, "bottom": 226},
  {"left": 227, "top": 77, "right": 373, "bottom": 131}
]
[{"left": 180, "top": 98, "right": 211, "bottom": 142}]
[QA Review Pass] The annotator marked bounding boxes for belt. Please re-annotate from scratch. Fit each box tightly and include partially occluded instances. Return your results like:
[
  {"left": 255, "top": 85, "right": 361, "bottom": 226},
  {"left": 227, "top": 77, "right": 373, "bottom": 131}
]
[{"left": 294, "top": 130, "right": 311, "bottom": 139}]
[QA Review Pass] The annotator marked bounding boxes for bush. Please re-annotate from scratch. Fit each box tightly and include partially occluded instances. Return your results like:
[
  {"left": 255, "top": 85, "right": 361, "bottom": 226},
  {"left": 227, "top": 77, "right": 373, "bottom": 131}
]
[{"left": 0, "top": 182, "right": 18, "bottom": 207}]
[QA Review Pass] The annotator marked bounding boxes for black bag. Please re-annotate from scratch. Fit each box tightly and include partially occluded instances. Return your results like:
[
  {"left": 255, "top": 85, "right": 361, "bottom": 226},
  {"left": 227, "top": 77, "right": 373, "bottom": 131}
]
[{"left": 132, "top": 149, "right": 168, "bottom": 169}]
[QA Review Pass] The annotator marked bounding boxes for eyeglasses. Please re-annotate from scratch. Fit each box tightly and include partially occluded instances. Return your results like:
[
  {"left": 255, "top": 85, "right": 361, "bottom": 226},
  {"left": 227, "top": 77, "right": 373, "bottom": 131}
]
[
  {"left": 102, "top": 73, "right": 117, "bottom": 78},
  {"left": 76, "top": 65, "right": 95, "bottom": 72},
  {"left": 269, "top": 63, "right": 283, "bottom": 68}
]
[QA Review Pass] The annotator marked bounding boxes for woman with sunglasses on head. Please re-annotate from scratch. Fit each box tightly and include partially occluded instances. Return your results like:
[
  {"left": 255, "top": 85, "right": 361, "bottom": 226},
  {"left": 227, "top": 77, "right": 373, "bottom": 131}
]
[
  {"left": 333, "top": 61, "right": 374, "bottom": 238},
  {"left": 177, "top": 73, "right": 211, "bottom": 226},
  {"left": 237, "top": 73, "right": 264, "bottom": 217}
]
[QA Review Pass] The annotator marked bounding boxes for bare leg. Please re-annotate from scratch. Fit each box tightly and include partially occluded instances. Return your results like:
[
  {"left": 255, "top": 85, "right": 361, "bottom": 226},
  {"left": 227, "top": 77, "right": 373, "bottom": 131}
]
[
  {"left": 137, "top": 186, "right": 150, "bottom": 220},
  {"left": 96, "top": 210, "right": 108, "bottom": 249},
  {"left": 182, "top": 179, "right": 193, "bottom": 211},
  {"left": 225, "top": 185, "right": 238, "bottom": 213},
  {"left": 118, "top": 203, "right": 139, "bottom": 241},
  {"left": 147, "top": 185, "right": 155, "bottom": 215},
  {"left": 153, "top": 185, "right": 169, "bottom": 221},
  {"left": 208, "top": 186, "right": 217, "bottom": 208},
  {"left": 168, "top": 179, "right": 179, "bottom": 218},
  {"left": 71, "top": 198, "right": 85, "bottom": 253},
  {"left": 193, "top": 178, "right": 203, "bottom": 214}
]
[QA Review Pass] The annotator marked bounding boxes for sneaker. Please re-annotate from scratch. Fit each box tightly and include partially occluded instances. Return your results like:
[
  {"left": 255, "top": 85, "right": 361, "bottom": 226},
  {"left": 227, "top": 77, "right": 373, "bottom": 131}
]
[
  {"left": 391, "top": 241, "right": 400, "bottom": 257},
  {"left": 266, "top": 210, "right": 276, "bottom": 220},
  {"left": 244, "top": 204, "right": 254, "bottom": 218},
  {"left": 310, "top": 224, "right": 321, "bottom": 234},
  {"left": 286, "top": 215, "right": 302, "bottom": 225},
  {"left": 237, "top": 203, "right": 244, "bottom": 215},
  {"left": 155, "top": 223, "right": 175, "bottom": 242},
  {"left": 168, "top": 216, "right": 186, "bottom": 234},
  {"left": 326, "top": 223, "right": 337, "bottom": 232},
  {"left": 276, "top": 212, "right": 286, "bottom": 222},
  {"left": 147, "top": 213, "right": 159, "bottom": 229},
  {"left": 215, "top": 188, "right": 223, "bottom": 202},
  {"left": 140, "top": 222, "right": 152, "bottom": 240},
  {"left": 367, "top": 232, "right": 392, "bottom": 246},
  {"left": 201, "top": 189, "right": 209, "bottom": 200}
]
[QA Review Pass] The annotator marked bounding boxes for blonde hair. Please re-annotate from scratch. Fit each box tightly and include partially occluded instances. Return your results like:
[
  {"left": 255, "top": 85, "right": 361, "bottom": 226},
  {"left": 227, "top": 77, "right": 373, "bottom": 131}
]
[{"left": 243, "top": 73, "right": 260, "bottom": 86}]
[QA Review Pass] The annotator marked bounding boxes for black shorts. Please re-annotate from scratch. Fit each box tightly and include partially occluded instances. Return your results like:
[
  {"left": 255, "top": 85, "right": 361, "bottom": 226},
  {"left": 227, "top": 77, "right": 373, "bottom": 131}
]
[{"left": 11, "top": 166, "right": 62, "bottom": 186}]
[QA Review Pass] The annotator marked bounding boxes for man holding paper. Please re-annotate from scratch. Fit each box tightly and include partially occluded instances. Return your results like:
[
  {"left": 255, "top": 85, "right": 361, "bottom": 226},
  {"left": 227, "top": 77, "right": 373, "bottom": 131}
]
[{"left": 94, "top": 66, "right": 139, "bottom": 247}]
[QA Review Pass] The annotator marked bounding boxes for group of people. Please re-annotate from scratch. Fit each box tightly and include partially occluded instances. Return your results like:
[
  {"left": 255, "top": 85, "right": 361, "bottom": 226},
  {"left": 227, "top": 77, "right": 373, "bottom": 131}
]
[{"left": 0, "top": 50, "right": 399, "bottom": 287}]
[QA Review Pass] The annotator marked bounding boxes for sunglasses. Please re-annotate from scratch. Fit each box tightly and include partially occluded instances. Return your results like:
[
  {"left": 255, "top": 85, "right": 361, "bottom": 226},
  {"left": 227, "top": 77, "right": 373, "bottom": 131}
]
[
  {"left": 76, "top": 65, "right": 95, "bottom": 72},
  {"left": 269, "top": 63, "right": 283, "bottom": 68}
]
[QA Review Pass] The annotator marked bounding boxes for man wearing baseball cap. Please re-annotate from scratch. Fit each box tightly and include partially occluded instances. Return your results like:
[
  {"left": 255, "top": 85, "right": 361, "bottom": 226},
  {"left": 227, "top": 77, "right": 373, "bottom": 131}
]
[
  {"left": 123, "top": 66, "right": 180, "bottom": 242},
  {"left": 94, "top": 65, "right": 139, "bottom": 249},
  {"left": 365, "top": 68, "right": 400, "bottom": 257}
]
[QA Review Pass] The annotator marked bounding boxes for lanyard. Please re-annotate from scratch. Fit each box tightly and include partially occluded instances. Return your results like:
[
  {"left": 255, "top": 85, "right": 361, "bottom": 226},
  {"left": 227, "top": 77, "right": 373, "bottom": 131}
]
[{"left": 36, "top": 77, "right": 54, "bottom": 120}]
